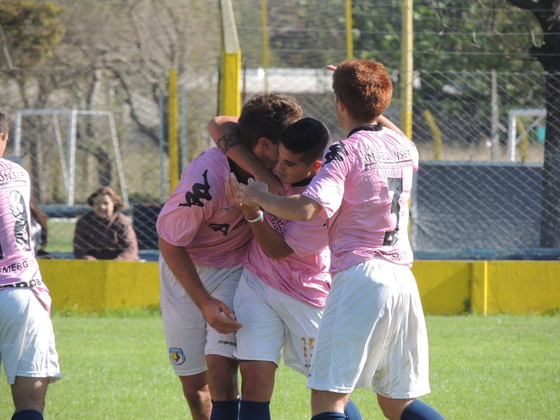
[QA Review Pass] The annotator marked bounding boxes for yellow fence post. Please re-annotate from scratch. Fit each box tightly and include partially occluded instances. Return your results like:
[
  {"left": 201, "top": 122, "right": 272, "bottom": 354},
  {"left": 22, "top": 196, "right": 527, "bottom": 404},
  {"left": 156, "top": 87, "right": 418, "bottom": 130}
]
[
  {"left": 400, "top": 0, "right": 413, "bottom": 139},
  {"left": 346, "top": 0, "right": 353, "bottom": 59},
  {"left": 471, "top": 261, "right": 488, "bottom": 315},
  {"left": 219, "top": 0, "right": 241, "bottom": 116},
  {"left": 423, "top": 110, "right": 442, "bottom": 160}
]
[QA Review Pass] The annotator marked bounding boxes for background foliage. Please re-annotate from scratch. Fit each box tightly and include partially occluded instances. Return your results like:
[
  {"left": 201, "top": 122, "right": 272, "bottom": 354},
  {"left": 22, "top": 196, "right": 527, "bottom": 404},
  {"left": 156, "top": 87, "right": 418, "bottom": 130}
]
[{"left": 0, "top": 0, "right": 558, "bottom": 253}]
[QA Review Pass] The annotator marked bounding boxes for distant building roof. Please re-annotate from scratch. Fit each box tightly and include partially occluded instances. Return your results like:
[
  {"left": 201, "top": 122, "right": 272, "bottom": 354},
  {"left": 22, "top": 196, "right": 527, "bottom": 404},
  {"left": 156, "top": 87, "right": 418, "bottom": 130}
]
[{"left": 243, "top": 68, "right": 333, "bottom": 94}]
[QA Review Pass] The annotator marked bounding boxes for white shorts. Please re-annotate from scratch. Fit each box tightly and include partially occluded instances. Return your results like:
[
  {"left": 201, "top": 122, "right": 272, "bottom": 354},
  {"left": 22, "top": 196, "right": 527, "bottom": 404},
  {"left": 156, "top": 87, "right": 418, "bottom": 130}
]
[
  {"left": 0, "top": 288, "right": 61, "bottom": 385},
  {"left": 159, "top": 256, "right": 242, "bottom": 376},
  {"left": 307, "top": 258, "right": 431, "bottom": 399},
  {"left": 234, "top": 269, "right": 323, "bottom": 376}
]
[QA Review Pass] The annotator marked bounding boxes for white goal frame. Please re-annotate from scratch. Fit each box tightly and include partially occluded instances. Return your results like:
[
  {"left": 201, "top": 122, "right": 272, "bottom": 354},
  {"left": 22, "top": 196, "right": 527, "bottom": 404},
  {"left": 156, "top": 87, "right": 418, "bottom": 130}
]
[
  {"left": 507, "top": 108, "right": 546, "bottom": 162},
  {"left": 13, "top": 109, "right": 128, "bottom": 206}
]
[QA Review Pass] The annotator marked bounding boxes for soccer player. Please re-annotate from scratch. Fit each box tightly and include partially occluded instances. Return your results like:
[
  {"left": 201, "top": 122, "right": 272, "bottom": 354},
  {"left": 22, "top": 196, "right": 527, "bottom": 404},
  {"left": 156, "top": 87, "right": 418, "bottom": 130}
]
[
  {"left": 0, "top": 107, "right": 61, "bottom": 420},
  {"left": 156, "top": 92, "right": 302, "bottom": 420},
  {"left": 227, "top": 60, "right": 446, "bottom": 420},
  {"left": 227, "top": 117, "right": 333, "bottom": 419},
  {"left": 208, "top": 116, "right": 362, "bottom": 420}
]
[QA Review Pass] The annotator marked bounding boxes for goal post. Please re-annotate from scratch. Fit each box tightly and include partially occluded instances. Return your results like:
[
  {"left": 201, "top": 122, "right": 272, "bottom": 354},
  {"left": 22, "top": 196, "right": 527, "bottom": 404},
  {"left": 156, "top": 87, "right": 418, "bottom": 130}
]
[
  {"left": 13, "top": 109, "right": 128, "bottom": 206},
  {"left": 507, "top": 108, "right": 546, "bottom": 161}
]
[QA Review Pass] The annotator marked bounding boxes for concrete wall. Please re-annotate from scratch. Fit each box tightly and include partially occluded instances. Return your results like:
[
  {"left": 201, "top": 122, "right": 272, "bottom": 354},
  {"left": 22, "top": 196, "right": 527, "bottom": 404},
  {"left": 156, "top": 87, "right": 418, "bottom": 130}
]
[
  {"left": 38, "top": 259, "right": 560, "bottom": 315},
  {"left": 39, "top": 260, "right": 160, "bottom": 313}
]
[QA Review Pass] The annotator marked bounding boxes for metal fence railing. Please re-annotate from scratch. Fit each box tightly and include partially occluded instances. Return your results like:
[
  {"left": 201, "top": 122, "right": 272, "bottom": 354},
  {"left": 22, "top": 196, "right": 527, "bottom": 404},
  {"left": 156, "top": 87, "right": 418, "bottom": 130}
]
[
  {"left": 4, "top": 69, "right": 557, "bottom": 259},
  {"left": 1, "top": 0, "right": 558, "bottom": 259}
]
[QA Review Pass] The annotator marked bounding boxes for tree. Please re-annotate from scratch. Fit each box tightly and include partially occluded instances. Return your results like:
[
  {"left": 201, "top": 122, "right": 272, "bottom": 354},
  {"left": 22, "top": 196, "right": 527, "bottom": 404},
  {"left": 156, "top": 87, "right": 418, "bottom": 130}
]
[
  {"left": 0, "top": 0, "right": 66, "bottom": 202},
  {"left": 505, "top": 0, "right": 560, "bottom": 247},
  {"left": 352, "top": 0, "right": 542, "bottom": 72}
]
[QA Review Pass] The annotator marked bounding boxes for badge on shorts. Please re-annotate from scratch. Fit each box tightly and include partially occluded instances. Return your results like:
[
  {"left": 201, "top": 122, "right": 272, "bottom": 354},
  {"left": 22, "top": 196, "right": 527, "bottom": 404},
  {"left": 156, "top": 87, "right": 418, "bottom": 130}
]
[{"left": 169, "top": 347, "right": 186, "bottom": 365}]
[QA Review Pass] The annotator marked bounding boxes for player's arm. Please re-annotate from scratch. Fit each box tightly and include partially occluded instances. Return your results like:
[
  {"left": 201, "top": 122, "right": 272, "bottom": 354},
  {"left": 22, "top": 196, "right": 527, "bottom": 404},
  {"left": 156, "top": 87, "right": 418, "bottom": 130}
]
[
  {"left": 377, "top": 115, "right": 404, "bottom": 135},
  {"left": 227, "top": 173, "right": 321, "bottom": 222},
  {"left": 225, "top": 177, "right": 293, "bottom": 258},
  {"left": 158, "top": 237, "right": 242, "bottom": 333},
  {"left": 207, "top": 116, "right": 283, "bottom": 195},
  {"left": 245, "top": 208, "right": 294, "bottom": 259}
]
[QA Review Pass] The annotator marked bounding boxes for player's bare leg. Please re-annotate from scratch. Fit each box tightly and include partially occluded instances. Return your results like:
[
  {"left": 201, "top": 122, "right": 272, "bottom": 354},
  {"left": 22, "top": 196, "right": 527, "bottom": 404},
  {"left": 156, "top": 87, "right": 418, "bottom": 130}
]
[
  {"left": 206, "top": 355, "right": 239, "bottom": 400},
  {"left": 377, "top": 395, "right": 445, "bottom": 420},
  {"left": 11, "top": 376, "right": 49, "bottom": 419},
  {"left": 179, "top": 372, "right": 212, "bottom": 420},
  {"left": 206, "top": 355, "right": 239, "bottom": 420},
  {"left": 238, "top": 361, "right": 276, "bottom": 419},
  {"left": 240, "top": 361, "right": 276, "bottom": 401},
  {"left": 310, "top": 389, "right": 349, "bottom": 419},
  {"left": 376, "top": 395, "right": 414, "bottom": 420}
]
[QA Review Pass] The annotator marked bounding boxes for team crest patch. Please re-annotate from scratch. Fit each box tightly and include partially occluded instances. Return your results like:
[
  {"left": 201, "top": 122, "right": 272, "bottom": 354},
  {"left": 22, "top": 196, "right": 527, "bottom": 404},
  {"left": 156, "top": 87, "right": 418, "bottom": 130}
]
[{"left": 169, "top": 347, "right": 186, "bottom": 365}]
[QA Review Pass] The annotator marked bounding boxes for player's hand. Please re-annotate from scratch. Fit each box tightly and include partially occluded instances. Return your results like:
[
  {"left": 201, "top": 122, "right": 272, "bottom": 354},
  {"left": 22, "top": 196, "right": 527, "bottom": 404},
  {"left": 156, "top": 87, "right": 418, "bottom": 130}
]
[
  {"left": 227, "top": 173, "right": 269, "bottom": 208},
  {"left": 200, "top": 297, "right": 242, "bottom": 334},
  {"left": 326, "top": 64, "right": 337, "bottom": 71},
  {"left": 226, "top": 174, "right": 260, "bottom": 215}
]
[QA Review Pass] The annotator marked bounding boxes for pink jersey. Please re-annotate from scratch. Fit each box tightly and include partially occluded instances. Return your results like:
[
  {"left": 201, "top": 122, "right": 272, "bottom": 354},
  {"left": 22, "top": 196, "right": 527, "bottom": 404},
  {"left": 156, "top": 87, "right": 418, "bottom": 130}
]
[
  {"left": 0, "top": 158, "right": 51, "bottom": 311},
  {"left": 302, "top": 126, "right": 419, "bottom": 272},
  {"left": 157, "top": 147, "right": 251, "bottom": 268},
  {"left": 243, "top": 182, "right": 330, "bottom": 308}
]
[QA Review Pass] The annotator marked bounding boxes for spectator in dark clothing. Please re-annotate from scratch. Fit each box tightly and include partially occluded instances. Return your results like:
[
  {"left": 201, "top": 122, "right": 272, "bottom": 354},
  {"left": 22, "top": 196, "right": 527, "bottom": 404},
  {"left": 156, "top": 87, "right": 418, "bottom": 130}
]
[
  {"left": 29, "top": 198, "right": 56, "bottom": 259},
  {"left": 73, "top": 187, "right": 139, "bottom": 261}
]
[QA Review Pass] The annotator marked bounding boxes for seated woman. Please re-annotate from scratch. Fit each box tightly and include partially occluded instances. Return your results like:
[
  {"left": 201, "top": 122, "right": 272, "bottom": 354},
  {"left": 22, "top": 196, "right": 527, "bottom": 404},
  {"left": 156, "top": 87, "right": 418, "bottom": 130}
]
[{"left": 73, "top": 186, "right": 140, "bottom": 261}]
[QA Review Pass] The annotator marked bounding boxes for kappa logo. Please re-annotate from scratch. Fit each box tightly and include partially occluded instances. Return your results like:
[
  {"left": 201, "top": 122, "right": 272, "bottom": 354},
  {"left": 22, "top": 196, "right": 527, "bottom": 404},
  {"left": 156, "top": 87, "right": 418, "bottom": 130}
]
[
  {"left": 323, "top": 142, "right": 348, "bottom": 165},
  {"left": 209, "top": 223, "right": 230, "bottom": 236},
  {"left": 179, "top": 169, "right": 212, "bottom": 208},
  {"left": 169, "top": 347, "right": 186, "bottom": 365}
]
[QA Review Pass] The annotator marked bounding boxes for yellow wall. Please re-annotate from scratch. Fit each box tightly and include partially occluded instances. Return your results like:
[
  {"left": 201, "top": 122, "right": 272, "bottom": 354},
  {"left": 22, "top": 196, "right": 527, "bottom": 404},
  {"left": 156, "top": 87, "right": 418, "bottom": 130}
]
[
  {"left": 411, "top": 261, "right": 471, "bottom": 315},
  {"left": 39, "top": 259, "right": 160, "bottom": 313},
  {"left": 38, "top": 259, "right": 560, "bottom": 315},
  {"left": 470, "top": 261, "right": 560, "bottom": 315}
]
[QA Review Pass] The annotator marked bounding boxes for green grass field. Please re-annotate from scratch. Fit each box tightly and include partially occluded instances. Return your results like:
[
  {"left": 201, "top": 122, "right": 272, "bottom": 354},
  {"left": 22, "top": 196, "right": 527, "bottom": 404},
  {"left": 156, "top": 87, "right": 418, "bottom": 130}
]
[
  {"left": 45, "top": 219, "right": 76, "bottom": 253},
  {"left": 1, "top": 313, "right": 558, "bottom": 419}
]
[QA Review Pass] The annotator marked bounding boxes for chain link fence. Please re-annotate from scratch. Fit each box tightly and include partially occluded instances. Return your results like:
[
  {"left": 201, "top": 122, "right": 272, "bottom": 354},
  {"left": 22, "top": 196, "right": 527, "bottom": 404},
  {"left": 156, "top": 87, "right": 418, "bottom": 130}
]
[{"left": 1, "top": 0, "right": 558, "bottom": 259}]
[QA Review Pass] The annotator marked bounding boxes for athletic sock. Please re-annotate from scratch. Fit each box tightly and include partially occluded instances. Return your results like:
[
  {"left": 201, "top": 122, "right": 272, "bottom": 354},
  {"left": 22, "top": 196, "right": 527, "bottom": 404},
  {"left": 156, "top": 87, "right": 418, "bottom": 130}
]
[
  {"left": 401, "top": 400, "right": 445, "bottom": 420},
  {"left": 210, "top": 398, "right": 240, "bottom": 420},
  {"left": 11, "top": 410, "right": 44, "bottom": 420},
  {"left": 239, "top": 400, "right": 271, "bottom": 420},
  {"left": 344, "top": 399, "right": 363, "bottom": 420},
  {"left": 311, "top": 412, "right": 347, "bottom": 420}
]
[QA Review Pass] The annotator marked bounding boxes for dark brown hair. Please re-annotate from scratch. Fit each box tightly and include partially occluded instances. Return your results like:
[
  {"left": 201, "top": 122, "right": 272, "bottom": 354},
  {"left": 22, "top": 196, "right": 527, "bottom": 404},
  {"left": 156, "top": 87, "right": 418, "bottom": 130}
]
[
  {"left": 238, "top": 92, "right": 303, "bottom": 150},
  {"left": 86, "top": 187, "right": 125, "bottom": 210},
  {"left": 30, "top": 198, "right": 49, "bottom": 247},
  {"left": 0, "top": 107, "right": 9, "bottom": 136}
]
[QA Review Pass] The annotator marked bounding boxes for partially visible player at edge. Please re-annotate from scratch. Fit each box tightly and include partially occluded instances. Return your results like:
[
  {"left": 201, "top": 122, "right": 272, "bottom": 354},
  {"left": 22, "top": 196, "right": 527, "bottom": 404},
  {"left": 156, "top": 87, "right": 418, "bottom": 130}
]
[
  {"left": 156, "top": 92, "right": 302, "bottom": 420},
  {"left": 227, "top": 60, "right": 446, "bottom": 420},
  {"left": 210, "top": 116, "right": 363, "bottom": 420},
  {"left": 0, "top": 107, "right": 61, "bottom": 420}
]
